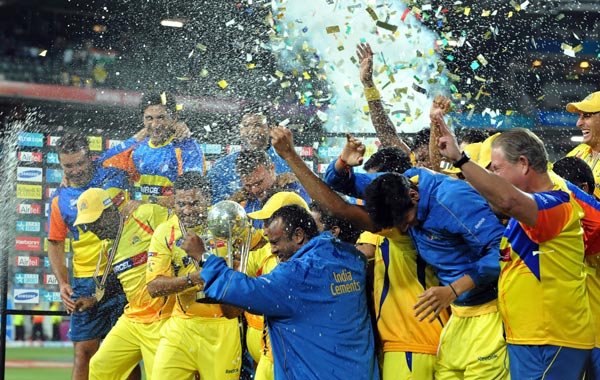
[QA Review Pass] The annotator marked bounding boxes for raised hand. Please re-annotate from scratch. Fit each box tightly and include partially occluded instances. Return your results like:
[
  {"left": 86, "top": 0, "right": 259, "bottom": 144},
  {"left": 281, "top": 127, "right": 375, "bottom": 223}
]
[
  {"left": 181, "top": 231, "right": 207, "bottom": 263},
  {"left": 430, "top": 95, "right": 452, "bottom": 117},
  {"left": 270, "top": 125, "right": 296, "bottom": 160},
  {"left": 340, "top": 133, "right": 366, "bottom": 167},
  {"left": 432, "top": 109, "right": 461, "bottom": 162},
  {"left": 356, "top": 43, "right": 375, "bottom": 87}
]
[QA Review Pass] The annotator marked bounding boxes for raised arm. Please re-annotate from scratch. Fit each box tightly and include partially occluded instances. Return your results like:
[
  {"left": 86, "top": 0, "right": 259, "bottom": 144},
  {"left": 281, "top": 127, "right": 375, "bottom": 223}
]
[
  {"left": 434, "top": 110, "right": 538, "bottom": 226},
  {"left": 270, "top": 126, "right": 377, "bottom": 232},
  {"left": 357, "top": 42, "right": 411, "bottom": 153},
  {"left": 428, "top": 95, "right": 452, "bottom": 173}
]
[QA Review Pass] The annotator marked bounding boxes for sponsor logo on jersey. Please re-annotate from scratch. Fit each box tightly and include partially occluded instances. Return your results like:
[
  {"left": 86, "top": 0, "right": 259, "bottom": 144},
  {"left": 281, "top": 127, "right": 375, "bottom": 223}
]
[
  {"left": 15, "top": 273, "right": 40, "bottom": 285},
  {"left": 113, "top": 252, "right": 148, "bottom": 275},
  {"left": 16, "top": 184, "right": 43, "bottom": 200},
  {"left": 16, "top": 256, "right": 40, "bottom": 267},
  {"left": 18, "top": 151, "right": 43, "bottom": 163},
  {"left": 15, "top": 236, "right": 41, "bottom": 251},
  {"left": 46, "top": 152, "right": 60, "bottom": 164},
  {"left": 17, "top": 203, "right": 42, "bottom": 214},
  {"left": 16, "top": 221, "right": 41, "bottom": 232},
  {"left": 17, "top": 167, "right": 43, "bottom": 182},
  {"left": 138, "top": 185, "right": 173, "bottom": 197},
  {"left": 45, "top": 168, "right": 64, "bottom": 183},
  {"left": 13, "top": 289, "right": 40, "bottom": 303},
  {"left": 18, "top": 132, "right": 44, "bottom": 147}
]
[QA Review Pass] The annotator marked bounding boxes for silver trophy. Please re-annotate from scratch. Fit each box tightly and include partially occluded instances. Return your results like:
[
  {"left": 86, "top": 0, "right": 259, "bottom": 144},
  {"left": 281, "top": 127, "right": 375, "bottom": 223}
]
[{"left": 206, "top": 200, "right": 253, "bottom": 274}]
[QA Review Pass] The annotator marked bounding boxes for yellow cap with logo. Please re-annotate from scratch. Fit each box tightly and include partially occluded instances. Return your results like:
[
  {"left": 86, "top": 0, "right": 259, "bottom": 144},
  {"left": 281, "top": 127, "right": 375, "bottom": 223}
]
[{"left": 73, "top": 188, "right": 113, "bottom": 226}]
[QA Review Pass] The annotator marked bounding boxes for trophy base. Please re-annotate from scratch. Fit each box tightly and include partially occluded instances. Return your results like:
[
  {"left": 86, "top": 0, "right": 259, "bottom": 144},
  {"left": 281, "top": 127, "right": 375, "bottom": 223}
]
[{"left": 195, "top": 291, "right": 219, "bottom": 304}]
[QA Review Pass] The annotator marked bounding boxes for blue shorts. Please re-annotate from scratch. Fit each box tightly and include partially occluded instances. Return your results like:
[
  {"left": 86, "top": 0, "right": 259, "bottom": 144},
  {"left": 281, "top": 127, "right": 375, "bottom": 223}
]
[
  {"left": 68, "top": 276, "right": 126, "bottom": 342},
  {"left": 587, "top": 347, "right": 600, "bottom": 380},
  {"left": 507, "top": 344, "right": 591, "bottom": 380}
]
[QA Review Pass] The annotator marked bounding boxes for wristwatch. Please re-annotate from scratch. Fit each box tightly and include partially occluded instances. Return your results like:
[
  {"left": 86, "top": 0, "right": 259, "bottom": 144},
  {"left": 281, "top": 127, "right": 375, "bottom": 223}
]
[
  {"left": 452, "top": 151, "right": 471, "bottom": 169},
  {"left": 186, "top": 273, "right": 195, "bottom": 287}
]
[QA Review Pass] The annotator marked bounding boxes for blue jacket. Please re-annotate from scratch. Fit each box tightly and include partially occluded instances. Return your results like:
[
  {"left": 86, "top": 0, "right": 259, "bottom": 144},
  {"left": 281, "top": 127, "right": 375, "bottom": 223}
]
[
  {"left": 398, "top": 168, "right": 503, "bottom": 306},
  {"left": 328, "top": 166, "right": 503, "bottom": 307},
  {"left": 323, "top": 160, "right": 384, "bottom": 198},
  {"left": 207, "top": 146, "right": 292, "bottom": 203},
  {"left": 201, "top": 232, "right": 378, "bottom": 380}
]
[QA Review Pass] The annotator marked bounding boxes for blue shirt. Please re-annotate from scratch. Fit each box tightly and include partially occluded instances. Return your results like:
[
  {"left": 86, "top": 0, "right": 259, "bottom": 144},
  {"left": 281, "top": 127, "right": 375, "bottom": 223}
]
[
  {"left": 201, "top": 232, "right": 378, "bottom": 380},
  {"left": 327, "top": 166, "right": 504, "bottom": 307},
  {"left": 207, "top": 146, "right": 292, "bottom": 203}
]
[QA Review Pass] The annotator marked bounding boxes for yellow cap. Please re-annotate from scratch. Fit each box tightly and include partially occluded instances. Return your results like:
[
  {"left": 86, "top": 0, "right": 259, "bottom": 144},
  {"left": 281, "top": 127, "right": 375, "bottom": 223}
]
[
  {"left": 477, "top": 132, "right": 501, "bottom": 169},
  {"left": 566, "top": 91, "right": 600, "bottom": 113},
  {"left": 73, "top": 188, "right": 113, "bottom": 226},
  {"left": 247, "top": 192, "right": 309, "bottom": 220},
  {"left": 442, "top": 142, "right": 482, "bottom": 174}
]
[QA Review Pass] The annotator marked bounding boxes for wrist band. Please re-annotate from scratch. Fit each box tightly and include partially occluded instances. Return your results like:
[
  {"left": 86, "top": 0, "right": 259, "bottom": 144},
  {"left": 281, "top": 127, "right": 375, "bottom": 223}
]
[
  {"left": 364, "top": 86, "right": 381, "bottom": 102},
  {"left": 449, "top": 283, "right": 459, "bottom": 298},
  {"left": 337, "top": 155, "right": 350, "bottom": 171}
]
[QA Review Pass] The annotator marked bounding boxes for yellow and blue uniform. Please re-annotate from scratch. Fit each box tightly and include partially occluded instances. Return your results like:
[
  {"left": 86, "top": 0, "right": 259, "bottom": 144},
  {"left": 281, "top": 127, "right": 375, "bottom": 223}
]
[
  {"left": 89, "top": 204, "right": 175, "bottom": 380},
  {"left": 552, "top": 173, "right": 600, "bottom": 379},
  {"left": 566, "top": 144, "right": 600, "bottom": 199},
  {"left": 103, "top": 136, "right": 206, "bottom": 201},
  {"left": 361, "top": 229, "right": 449, "bottom": 380},
  {"left": 147, "top": 215, "right": 241, "bottom": 380},
  {"left": 47, "top": 162, "right": 129, "bottom": 341},
  {"left": 245, "top": 243, "right": 278, "bottom": 380},
  {"left": 335, "top": 167, "right": 509, "bottom": 380},
  {"left": 499, "top": 182, "right": 594, "bottom": 379}
]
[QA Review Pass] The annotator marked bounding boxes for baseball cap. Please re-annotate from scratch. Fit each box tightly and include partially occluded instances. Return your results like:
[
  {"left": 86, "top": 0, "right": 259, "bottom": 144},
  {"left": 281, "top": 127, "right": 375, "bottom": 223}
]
[
  {"left": 73, "top": 188, "right": 113, "bottom": 226},
  {"left": 247, "top": 192, "right": 309, "bottom": 220},
  {"left": 442, "top": 142, "right": 483, "bottom": 175},
  {"left": 477, "top": 132, "right": 501, "bottom": 169},
  {"left": 566, "top": 92, "right": 600, "bottom": 113}
]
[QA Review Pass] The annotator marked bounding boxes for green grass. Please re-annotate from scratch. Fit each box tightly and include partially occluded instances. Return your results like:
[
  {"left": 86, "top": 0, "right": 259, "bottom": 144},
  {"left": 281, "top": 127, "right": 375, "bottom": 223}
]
[
  {"left": 5, "top": 347, "right": 73, "bottom": 380},
  {"left": 4, "top": 346, "right": 147, "bottom": 380}
]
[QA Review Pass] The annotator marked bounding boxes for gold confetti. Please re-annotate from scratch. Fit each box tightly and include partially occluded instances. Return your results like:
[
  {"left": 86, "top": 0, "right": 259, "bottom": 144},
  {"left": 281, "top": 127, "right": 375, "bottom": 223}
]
[
  {"left": 247, "top": 63, "right": 256, "bottom": 69},
  {"left": 303, "top": 72, "right": 311, "bottom": 80},
  {"left": 280, "top": 81, "right": 291, "bottom": 88},
  {"left": 218, "top": 80, "right": 228, "bottom": 89},
  {"left": 275, "top": 70, "right": 284, "bottom": 79},
  {"left": 482, "top": 10, "right": 491, "bottom": 17},
  {"left": 377, "top": 21, "right": 398, "bottom": 32},
  {"left": 176, "top": 104, "right": 183, "bottom": 111},
  {"left": 326, "top": 25, "right": 340, "bottom": 34},
  {"left": 196, "top": 43, "right": 207, "bottom": 52},
  {"left": 366, "top": 7, "right": 378, "bottom": 20},
  {"left": 160, "top": 92, "right": 167, "bottom": 105},
  {"left": 464, "top": 7, "right": 471, "bottom": 15}
]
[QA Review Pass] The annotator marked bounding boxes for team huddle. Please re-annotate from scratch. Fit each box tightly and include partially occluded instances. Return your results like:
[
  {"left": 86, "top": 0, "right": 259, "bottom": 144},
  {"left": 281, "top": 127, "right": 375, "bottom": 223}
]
[{"left": 47, "top": 43, "right": 599, "bottom": 380}]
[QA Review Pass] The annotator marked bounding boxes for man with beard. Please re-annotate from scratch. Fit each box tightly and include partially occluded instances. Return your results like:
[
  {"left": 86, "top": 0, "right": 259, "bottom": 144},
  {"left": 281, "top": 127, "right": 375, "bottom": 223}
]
[
  {"left": 146, "top": 171, "right": 242, "bottom": 380},
  {"left": 232, "top": 149, "right": 309, "bottom": 229},
  {"left": 206, "top": 111, "right": 292, "bottom": 203}
]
